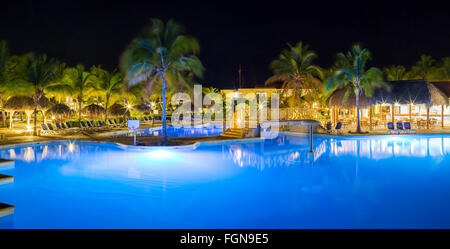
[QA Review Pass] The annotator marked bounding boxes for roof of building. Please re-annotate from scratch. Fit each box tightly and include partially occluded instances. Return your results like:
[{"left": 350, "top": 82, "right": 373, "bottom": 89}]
[{"left": 327, "top": 80, "right": 449, "bottom": 108}]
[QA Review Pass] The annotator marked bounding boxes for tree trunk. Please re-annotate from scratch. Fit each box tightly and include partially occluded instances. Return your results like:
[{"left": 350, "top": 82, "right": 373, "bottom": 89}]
[
  {"left": 104, "top": 95, "right": 110, "bottom": 122},
  {"left": 9, "top": 111, "right": 13, "bottom": 129},
  {"left": 159, "top": 71, "right": 168, "bottom": 144},
  {"left": 42, "top": 111, "right": 46, "bottom": 124},
  {"left": 33, "top": 104, "right": 38, "bottom": 136},
  {"left": 356, "top": 90, "right": 361, "bottom": 133},
  {"left": 78, "top": 96, "right": 82, "bottom": 125}
]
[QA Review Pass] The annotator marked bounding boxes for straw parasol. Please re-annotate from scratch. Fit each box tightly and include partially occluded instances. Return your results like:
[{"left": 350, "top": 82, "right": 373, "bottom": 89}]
[
  {"left": 133, "top": 103, "right": 151, "bottom": 113},
  {"left": 108, "top": 103, "right": 130, "bottom": 117},
  {"left": 326, "top": 86, "right": 371, "bottom": 109},
  {"left": 3, "top": 95, "right": 35, "bottom": 128},
  {"left": 82, "top": 104, "right": 105, "bottom": 116},
  {"left": 47, "top": 103, "right": 72, "bottom": 121}
]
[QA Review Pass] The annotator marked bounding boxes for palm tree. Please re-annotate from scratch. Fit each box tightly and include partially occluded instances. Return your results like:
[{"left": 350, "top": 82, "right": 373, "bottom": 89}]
[
  {"left": 91, "top": 66, "right": 123, "bottom": 122},
  {"left": 436, "top": 57, "right": 450, "bottom": 81},
  {"left": 120, "top": 18, "right": 204, "bottom": 144},
  {"left": 0, "top": 40, "right": 9, "bottom": 127},
  {"left": 383, "top": 65, "right": 406, "bottom": 81},
  {"left": 265, "top": 42, "right": 323, "bottom": 108},
  {"left": 410, "top": 55, "right": 438, "bottom": 81},
  {"left": 17, "top": 54, "right": 62, "bottom": 135},
  {"left": 60, "top": 65, "right": 97, "bottom": 124},
  {"left": 325, "top": 45, "right": 385, "bottom": 133}
]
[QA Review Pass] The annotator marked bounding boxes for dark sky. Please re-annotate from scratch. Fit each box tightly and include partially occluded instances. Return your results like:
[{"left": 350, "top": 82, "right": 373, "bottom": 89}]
[{"left": 1, "top": 0, "right": 449, "bottom": 89}]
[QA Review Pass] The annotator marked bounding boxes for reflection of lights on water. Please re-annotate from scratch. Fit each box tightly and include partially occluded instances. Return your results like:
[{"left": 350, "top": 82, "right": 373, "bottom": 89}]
[
  {"left": 68, "top": 143, "right": 75, "bottom": 152},
  {"left": 23, "top": 147, "right": 35, "bottom": 162},
  {"left": 289, "top": 151, "right": 300, "bottom": 160},
  {"left": 41, "top": 146, "right": 48, "bottom": 160},
  {"left": 9, "top": 149, "right": 16, "bottom": 159}
]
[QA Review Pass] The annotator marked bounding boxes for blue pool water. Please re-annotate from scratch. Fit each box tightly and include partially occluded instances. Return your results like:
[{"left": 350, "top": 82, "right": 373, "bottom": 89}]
[
  {"left": 1, "top": 133, "right": 450, "bottom": 228},
  {"left": 107, "top": 124, "right": 223, "bottom": 137}
]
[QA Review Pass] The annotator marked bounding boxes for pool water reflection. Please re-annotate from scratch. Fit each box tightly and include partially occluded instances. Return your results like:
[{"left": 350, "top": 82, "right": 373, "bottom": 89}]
[
  {"left": 109, "top": 124, "right": 223, "bottom": 137},
  {"left": 0, "top": 134, "right": 450, "bottom": 228}
]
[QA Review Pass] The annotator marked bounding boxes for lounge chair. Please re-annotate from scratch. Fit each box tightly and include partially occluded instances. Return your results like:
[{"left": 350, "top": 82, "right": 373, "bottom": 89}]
[
  {"left": 404, "top": 122, "right": 417, "bottom": 133},
  {"left": 332, "top": 122, "right": 343, "bottom": 134},
  {"left": 40, "top": 124, "right": 53, "bottom": 135},
  {"left": 396, "top": 122, "right": 406, "bottom": 133},
  {"left": 326, "top": 122, "right": 332, "bottom": 133},
  {"left": 55, "top": 123, "right": 62, "bottom": 129},
  {"left": 107, "top": 119, "right": 119, "bottom": 128},
  {"left": 80, "top": 121, "right": 88, "bottom": 129},
  {"left": 61, "top": 122, "right": 67, "bottom": 129},
  {"left": 65, "top": 122, "right": 72, "bottom": 128},
  {"left": 89, "top": 121, "right": 96, "bottom": 127},
  {"left": 46, "top": 123, "right": 57, "bottom": 133},
  {"left": 387, "top": 122, "right": 398, "bottom": 134},
  {"left": 143, "top": 116, "right": 149, "bottom": 122}
]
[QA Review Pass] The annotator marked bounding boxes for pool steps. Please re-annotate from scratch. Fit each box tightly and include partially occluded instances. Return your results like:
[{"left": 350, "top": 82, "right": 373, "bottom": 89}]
[
  {"left": 221, "top": 128, "right": 253, "bottom": 138},
  {"left": 0, "top": 159, "right": 14, "bottom": 171},
  {"left": 0, "top": 174, "right": 13, "bottom": 185},
  {"left": 0, "top": 203, "right": 14, "bottom": 218}
]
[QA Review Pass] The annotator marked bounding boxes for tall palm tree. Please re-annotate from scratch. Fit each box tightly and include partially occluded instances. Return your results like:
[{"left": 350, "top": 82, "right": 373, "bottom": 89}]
[
  {"left": 17, "top": 54, "right": 62, "bottom": 135},
  {"left": 325, "top": 45, "right": 385, "bottom": 133},
  {"left": 60, "top": 65, "right": 97, "bottom": 124},
  {"left": 120, "top": 18, "right": 204, "bottom": 144},
  {"left": 0, "top": 40, "right": 9, "bottom": 127},
  {"left": 383, "top": 65, "right": 406, "bottom": 81},
  {"left": 91, "top": 66, "right": 123, "bottom": 122},
  {"left": 265, "top": 42, "right": 323, "bottom": 108},
  {"left": 410, "top": 54, "right": 438, "bottom": 81}
]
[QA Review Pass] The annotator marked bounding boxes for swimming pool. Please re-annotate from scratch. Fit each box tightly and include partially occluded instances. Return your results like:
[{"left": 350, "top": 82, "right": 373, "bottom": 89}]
[
  {"left": 105, "top": 124, "right": 223, "bottom": 137},
  {"left": 1, "top": 133, "right": 450, "bottom": 228}
]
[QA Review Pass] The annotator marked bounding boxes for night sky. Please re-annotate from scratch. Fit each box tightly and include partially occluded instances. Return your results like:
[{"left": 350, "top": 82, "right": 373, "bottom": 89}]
[{"left": 1, "top": 0, "right": 449, "bottom": 89}]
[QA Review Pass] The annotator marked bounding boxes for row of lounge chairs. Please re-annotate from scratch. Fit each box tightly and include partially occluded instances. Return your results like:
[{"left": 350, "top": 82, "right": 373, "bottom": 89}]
[
  {"left": 387, "top": 122, "right": 416, "bottom": 134},
  {"left": 40, "top": 119, "right": 124, "bottom": 134},
  {"left": 326, "top": 122, "right": 343, "bottom": 134},
  {"left": 326, "top": 121, "right": 417, "bottom": 135}
]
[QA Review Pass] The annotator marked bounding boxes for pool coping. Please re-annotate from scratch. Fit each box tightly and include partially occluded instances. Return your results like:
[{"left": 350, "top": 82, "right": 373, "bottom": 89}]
[
  {"left": 0, "top": 132, "right": 449, "bottom": 151},
  {"left": 0, "top": 137, "right": 267, "bottom": 151}
]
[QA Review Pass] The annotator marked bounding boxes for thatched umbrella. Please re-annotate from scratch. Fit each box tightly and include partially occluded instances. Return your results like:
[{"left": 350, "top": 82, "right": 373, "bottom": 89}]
[
  {"left": 3, "top": 96, "right": 35, "bottom": 129},
  {"left": 326, "top": 86, "right": 371, "bottom": 109},
  {"left": 108, "top": 103, "right": 130, "bottom": 117},
  {"left": 47, "top": 103, "right": 72, "bottom": 121},
  {"left": 133, "top": 103, "right": 151, "bottom": 119},
  {"left": 82, "top": 104, "right": 105, "bottom": 117}
]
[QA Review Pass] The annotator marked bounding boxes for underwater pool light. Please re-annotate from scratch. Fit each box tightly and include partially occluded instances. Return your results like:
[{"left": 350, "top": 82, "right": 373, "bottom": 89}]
[{"left": 148, "top": 149, "right": 173, "bottom": 159}]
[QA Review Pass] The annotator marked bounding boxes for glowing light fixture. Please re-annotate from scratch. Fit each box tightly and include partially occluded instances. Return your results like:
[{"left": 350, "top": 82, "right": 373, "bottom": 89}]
[{"left": 148, "top": 149, "right": 173, "bottom": 160}]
